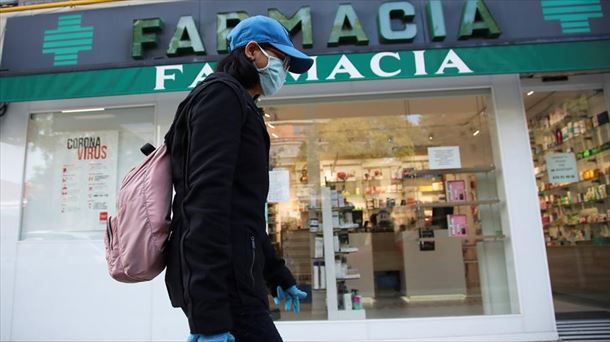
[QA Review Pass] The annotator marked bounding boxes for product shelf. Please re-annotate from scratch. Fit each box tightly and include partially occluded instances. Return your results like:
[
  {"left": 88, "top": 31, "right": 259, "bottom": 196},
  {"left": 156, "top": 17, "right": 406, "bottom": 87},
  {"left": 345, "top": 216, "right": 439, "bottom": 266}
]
[
  {"left": 336, "top": 247, "right": 359, "bottom": 254},
  {"left": 337, "top": 274, "right": 361, "bottom": 280},
  {"left": 530, "top": 114, "right": 589, "bottom": 135},
  {"left": 418, "top": 234, "right": 505, "bottom": 242},
  {"left": 532, "top": 121, "right": 608, "bottom": 157},
  {"left": 542, "top": 196, "right": 609, "bottom": 210},
  {"left": 406, "top": 199, "right": 500, "bottom": 208},
  {"left": 539, "top": 175, "right": 607, "bottom": 194},
  {"left": 544, "top": 220, "right": 610, "bottom": 228},
  {"left": 401, "top": 165, "right": 495, "bottom": 178}
]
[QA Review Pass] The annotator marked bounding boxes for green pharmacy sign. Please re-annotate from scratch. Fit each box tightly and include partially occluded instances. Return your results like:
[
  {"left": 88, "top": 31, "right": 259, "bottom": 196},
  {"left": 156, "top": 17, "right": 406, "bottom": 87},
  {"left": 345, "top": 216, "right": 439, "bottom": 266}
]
[
  {"left": 42, "top": 14, "right": 94, "bottom": 66},
  {"left": 2, "top": 40, "right": 608, "bottom": 102}
]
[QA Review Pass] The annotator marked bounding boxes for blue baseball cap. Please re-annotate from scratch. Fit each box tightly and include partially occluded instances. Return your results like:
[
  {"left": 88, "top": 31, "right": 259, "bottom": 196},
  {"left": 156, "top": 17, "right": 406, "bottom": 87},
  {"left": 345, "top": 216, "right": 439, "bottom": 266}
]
[{"left": 227, "top": 16, "right": 314, "bottom": 74}]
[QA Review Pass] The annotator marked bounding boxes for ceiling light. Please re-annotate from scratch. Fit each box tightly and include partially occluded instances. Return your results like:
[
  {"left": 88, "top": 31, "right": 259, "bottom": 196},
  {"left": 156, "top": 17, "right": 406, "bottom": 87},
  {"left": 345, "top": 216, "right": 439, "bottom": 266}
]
[
  {"left": 264, "top": 113, "right": 271, "bottom": 118},
  {"left": 526, "top": 91, "right": 534, "bottom": 96},
  {"left": 267, "top": 122, "right": 275, "bottom": 129},
  {"left": 428, "top": 135, "right": 433, "bottom": 141},
  {"left": 271, "top": 133, "right": 279, "bottom": 138},
  {"left": 472, "top": 129, "right": 480, "bottom": 136},
  {"left": 61, "top": 107, "right": 105, "bottom": 113}
]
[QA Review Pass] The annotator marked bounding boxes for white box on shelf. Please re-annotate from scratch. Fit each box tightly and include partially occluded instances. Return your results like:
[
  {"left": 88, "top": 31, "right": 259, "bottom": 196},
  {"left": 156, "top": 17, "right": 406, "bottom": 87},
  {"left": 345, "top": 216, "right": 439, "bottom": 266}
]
[
  {"left": 332, "top": 212, "right": 340, "bottom": 227},
  {"left": 313, "top": 263, "right": 320, "bottom": 290},
  {"left": 343, "top": 293, "right": 352, "bottom": 310},
  {"left": 315, "top": 237, "right": 324, "bottom": 258},
  {"left": 320, "top": 263, "right": 326, "bottom": 289}
]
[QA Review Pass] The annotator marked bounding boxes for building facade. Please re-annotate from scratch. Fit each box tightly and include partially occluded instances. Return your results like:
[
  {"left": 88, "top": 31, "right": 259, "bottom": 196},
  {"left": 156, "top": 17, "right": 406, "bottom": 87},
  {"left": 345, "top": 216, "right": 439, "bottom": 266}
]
[{"left": 1, "top": 0, "right": 609, "bottom": 341}]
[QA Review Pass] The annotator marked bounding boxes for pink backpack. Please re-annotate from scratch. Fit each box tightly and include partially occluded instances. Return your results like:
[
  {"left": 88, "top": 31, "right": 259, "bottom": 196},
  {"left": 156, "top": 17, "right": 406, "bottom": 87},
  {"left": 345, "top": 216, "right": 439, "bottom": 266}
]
[{"left": 104, "top": 143, "right": 172, "bottom": 283}]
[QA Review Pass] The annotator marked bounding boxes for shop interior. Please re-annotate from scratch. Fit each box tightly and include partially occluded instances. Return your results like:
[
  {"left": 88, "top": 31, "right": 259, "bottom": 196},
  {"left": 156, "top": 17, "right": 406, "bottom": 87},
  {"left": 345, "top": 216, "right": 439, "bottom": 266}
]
[
  {"left": 524, "top": 89, "right": 610, "bottom": 316},
  {"left": 261, "top": 93, "right": 516, "bottom": 321}
]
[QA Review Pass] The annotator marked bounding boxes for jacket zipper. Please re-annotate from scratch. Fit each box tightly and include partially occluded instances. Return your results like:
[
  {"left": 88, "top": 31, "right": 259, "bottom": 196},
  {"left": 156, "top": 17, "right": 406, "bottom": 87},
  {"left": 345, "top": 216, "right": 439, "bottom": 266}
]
[
  {"left": 250, "top": 236, "right": 256, "bottom": 286},
  {"left": 179, "top": 90, "right": 195, "bottom": 314}
]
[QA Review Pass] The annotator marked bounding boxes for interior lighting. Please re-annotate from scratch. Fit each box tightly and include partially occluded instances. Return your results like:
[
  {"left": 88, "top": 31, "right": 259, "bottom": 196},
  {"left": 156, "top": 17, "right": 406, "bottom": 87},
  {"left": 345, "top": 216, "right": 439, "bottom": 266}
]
[
  {"left": 267, "top": 122, "right": 275, "bottom": 128},
  {"left": 526, "top": 91, "right": 534, "bottom": 96},
  {"left": 61, "top": 107, "right": 105, "bottom": 113},
  {"left": 472, "top": 129, "right": 480, "bottom": 136},
  {"left": 271, "top": 133, "right": 279, "bottom": 138}
]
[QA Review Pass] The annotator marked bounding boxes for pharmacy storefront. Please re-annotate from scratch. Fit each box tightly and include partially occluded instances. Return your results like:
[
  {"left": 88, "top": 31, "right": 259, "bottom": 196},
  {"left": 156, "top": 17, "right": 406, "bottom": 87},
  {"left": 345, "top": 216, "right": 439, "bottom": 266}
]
[{"left": 1, "top": 0, "right": 609, "bottom": 341}]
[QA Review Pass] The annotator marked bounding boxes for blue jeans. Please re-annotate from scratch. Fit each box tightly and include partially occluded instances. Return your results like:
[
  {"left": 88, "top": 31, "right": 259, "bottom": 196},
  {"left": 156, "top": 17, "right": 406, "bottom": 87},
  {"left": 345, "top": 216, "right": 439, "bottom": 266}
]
[{"left": 231, "top": 309, "right": 283, "bottom": 342}]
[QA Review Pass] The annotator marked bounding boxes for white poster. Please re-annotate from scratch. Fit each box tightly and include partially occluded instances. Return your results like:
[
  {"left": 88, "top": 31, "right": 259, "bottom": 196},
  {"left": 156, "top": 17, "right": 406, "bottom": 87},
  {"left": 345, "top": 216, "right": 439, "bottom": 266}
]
[
  {"left": 268, "top": 169, "right": 290, "bottom": 203},
  {"left": 428, "top": 146, "right": 462, "bottom": 170},
  {"left": 545, "top": 153, "right": 578, "bottom": 184},
  {"left": 55, "top": 131, "right": 119, "bottom": 230}
]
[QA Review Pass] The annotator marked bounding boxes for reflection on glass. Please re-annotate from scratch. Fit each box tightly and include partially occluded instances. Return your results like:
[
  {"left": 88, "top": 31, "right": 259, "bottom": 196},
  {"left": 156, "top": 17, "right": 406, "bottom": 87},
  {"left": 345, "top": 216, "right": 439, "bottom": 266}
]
[{"left": 264, "top": 94, "right": 517, "bottom": 321}]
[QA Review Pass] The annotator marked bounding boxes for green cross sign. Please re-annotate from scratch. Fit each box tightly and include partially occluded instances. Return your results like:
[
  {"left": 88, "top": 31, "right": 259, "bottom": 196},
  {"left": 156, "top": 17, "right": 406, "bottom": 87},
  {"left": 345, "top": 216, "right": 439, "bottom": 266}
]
[
  {"left": 541, "top": 0, "right": 604, "bottom": 34},
  {"left": 42, "top": 14, "right": 94, "bottom": 66}
]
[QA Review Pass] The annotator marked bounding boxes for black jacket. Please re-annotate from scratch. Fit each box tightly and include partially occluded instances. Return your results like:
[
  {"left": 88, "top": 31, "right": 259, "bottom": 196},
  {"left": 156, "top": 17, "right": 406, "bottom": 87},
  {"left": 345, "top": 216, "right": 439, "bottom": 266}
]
[{"left": 164, "top": 72, "right": 295, "bottom": 335}]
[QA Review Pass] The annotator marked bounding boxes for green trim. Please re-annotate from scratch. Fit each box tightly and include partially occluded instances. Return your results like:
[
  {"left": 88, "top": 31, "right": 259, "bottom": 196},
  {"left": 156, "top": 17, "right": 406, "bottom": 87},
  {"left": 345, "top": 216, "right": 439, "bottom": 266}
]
[
  {"left": 45, "top": 26, "right": 94, "bottom": 35},
  {"left": 58, "top": 19, "right": 82, "bottom": 27},
  {"left": 542, "top": 5, "right": 602, "bottom": 15},
  {"left": 54, "top": 60, "right": 78, "bottom": 66},
  {"left": 561, "top": 21, "right": 589, "bottom": 28},
  {"left": 54, "top": 54, "right": 78, "bottom": 60},
  {"left": 43, "top": 39, "right": 93, "bottom": 49},
  {"left": 57, "top": 14, "right": 82, "bottom": 20},
  {"left": 544, "top": 12, "right": 603, "bottom": 21},
  {"left": 2, "top": 40, "right": 608, "bottom": 103},
  {"left": 563, "top": 28, "right": 591, "bottom": 33},
  {"left": 44, "top": 31, "right": 94, "bottom": 41},
  {"left": 541, "top": 0, "right": 600, "bottom": 7},
  {"left": 42, "top": 46, "right": 92, "bottom": 54}
]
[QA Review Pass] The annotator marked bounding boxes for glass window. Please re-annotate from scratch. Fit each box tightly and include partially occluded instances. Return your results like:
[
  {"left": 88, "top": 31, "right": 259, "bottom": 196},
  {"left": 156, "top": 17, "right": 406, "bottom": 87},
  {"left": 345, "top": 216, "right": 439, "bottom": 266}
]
[
  {"left": 21, "top": 106, "right": 155, "bottom": 240},
  {"left": 263, "top": 92, "right": 518, "bottom": 321},
  {"left": 525, "top": 89, "right": 610, "bottom": 314}
]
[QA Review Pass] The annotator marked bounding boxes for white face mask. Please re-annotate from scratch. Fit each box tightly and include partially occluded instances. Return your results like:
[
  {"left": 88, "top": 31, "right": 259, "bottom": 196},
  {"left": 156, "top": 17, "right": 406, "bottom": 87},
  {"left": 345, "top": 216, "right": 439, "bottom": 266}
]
[{"left": 255, "top": 44, "right": 289, "bottom": 96}]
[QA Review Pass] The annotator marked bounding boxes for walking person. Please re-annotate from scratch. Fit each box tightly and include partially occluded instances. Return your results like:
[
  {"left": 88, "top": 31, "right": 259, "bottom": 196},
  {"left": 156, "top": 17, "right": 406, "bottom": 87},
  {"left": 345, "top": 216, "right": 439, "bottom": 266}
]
[{"left": 163, "top": 16, "right": 314, "bottom": 342}]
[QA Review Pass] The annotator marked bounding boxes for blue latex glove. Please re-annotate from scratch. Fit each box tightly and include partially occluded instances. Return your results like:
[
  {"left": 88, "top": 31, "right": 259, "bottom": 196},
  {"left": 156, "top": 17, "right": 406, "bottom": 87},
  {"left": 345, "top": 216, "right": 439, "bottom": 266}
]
[
  {"left": 273, "top": 285, "right": 307, "bottom": 313},
  {"left": 187, "top": 332, "right": 235, "bottom": 342}
]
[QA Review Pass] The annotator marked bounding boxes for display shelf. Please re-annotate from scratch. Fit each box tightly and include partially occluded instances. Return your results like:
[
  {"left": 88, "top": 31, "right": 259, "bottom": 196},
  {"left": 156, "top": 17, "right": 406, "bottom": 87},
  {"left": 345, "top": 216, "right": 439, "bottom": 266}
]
[
  {"left": 532, "top": 121, "right": 608, "bottom": 157},
  {"left": 319, "top": 187, "right": 367, "bottom": 321},
  {"left": 401, "top": 165, "right": 495, "bottom": 177},
  {"left": 529, "top": 99, "right": 608, "bottom": 246},
  {"left": 530, "top": 114, "right": 589, "bottom": 134},
  {"left": 539, "top": 175, "right": 607, "bottom": 194},
  {"left": 406, "top": 199, "right": 500, "bottom": 208},
  {"left": 419, "top": 234, "right": 505, "bottom": 242},
  {"left": 337, "top": 274, "right": 361, "bottom": 280},
  {"left": 543, "top": 196, "right": 608, "bottom": 210},
  {"left": 576, "top": 148, "right": 610, "bottom": 162},
  {"left": 303, "top": 206, "right": 355, "bottom": 213},
  {"left": 336, "top": 247, "right": 359, "bottom": 254},
  {"left": 544, "top": 220, "right": 610, "bottom": 228}
]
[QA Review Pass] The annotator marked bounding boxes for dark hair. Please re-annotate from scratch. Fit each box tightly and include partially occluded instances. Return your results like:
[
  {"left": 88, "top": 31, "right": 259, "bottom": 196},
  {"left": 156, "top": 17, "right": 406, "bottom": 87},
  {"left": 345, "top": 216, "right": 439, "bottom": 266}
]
[{"left": 216, "top": 46, "right": 261, "bottom": 90}]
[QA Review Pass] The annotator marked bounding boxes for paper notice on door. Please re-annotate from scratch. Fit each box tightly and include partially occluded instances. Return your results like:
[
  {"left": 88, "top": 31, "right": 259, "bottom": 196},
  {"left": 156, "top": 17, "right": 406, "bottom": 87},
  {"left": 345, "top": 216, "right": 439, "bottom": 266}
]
[
  {"left": 428, "top": 146, "right": 462, "bottom": 170},
  {"left": 268, "top": 169, "right": 290, "bottom": 202},
  {"left": 545, "top": 153, "right": 578, "bottom": 184}
]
